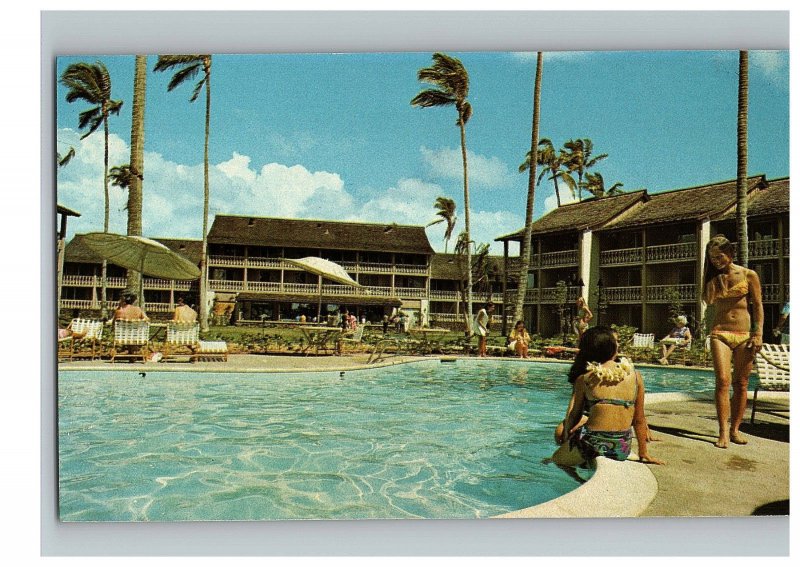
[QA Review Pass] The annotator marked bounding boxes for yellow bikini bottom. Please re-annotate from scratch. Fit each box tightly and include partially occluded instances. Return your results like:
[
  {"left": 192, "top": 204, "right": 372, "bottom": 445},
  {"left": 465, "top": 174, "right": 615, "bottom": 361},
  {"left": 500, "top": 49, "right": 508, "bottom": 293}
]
[{"left": 710, "top": 331, "right": 751, "bottom": 350}]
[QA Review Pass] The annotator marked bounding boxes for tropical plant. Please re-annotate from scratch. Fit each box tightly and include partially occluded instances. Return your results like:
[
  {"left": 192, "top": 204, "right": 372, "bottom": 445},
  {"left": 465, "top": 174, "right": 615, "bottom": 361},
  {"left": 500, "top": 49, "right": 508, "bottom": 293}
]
[
  {"left": 453, "top": 231, "right": 473, "bottom": 334},
  {"left": 471, "top": 242, "right": 494, "bottom": 303},
  {"left": 513, "top": 52, "right": 544, "bottom": 325},
  {"left": 426, "top": 196, "right": 457, "bottom": 253},
  {"left": 736, "top": 50, "right": 749, "bottom": 268},
  {"left": 580, "top": 171, "right": 624, "bottom": 198},
  {"left": 519, "top": 137, "right": 576, "bottom": 208},
  {"left": 411, "top": 53, "right": 474, "bottom": 334},
  {"left": 125, "top": 55, "right": 147, "bottom": 300},
  {"left": 663, "top": 285, "right": 683, "bottom": 327},
  {"left": 154, "top": 54, "right": 212, "bottom": 331},
  {"left": 60, "top": 60, "right": 123, "bottom": 318},
  {"left": 562, "top": 138, "right": 608, "bottom": 201},
  {"left": 57, "top": 147, "right": 76, "bottom": 167}
]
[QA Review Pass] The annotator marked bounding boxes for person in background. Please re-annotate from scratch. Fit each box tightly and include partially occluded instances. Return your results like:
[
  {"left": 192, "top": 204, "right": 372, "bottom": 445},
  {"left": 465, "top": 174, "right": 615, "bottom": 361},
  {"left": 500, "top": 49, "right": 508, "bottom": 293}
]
[
  {"left": 658, "top": 315, "right": 692, "bottom": 365},
  {"left": 172, "top": 296, "right": 198, "bottom": 323},
  {"left": 112, "top": 293, "right": 148, "bottom": 322},
  {"left": 552, "top": 326, "right": 665, "bottom": 467},
  {"left": 382, "top": 314, "right": 390, "bottom": 335},
  {"left": 573, "top": 296, "right": 593, "bottom": 341},
  {"left": 703, "top": 234, "right": 763, "bottom": 449},
  {"left": 772, "top": 301, "right": 789, "bottom": 345},
  {"left": 474, "top": 301, "right": 495, "bottom": 357},
  {"left": 508, "top": 320, "right": 531, "bottom": 358}
]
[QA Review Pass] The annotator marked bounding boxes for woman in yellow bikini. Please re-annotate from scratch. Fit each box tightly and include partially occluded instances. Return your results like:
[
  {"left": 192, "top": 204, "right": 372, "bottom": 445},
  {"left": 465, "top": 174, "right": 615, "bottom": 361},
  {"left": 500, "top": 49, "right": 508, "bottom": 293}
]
[{"left": 703, "top": 235, "right": 763, "bottom": 449}]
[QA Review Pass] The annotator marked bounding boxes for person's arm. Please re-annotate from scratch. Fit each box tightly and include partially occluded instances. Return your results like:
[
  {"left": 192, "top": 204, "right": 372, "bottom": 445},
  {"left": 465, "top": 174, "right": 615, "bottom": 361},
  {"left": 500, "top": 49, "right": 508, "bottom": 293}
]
[
  {"left": 747, "top": 269, "right": 764, "bottom": 351},
  {"left": 632, "top": 371, "right": 665, "bottom": 464},
  {"left": 584, "top": 306, "right": 593, "bottom": 322},
  {"left": 560, "top": 378, "right": 586, "bottom": 444}
]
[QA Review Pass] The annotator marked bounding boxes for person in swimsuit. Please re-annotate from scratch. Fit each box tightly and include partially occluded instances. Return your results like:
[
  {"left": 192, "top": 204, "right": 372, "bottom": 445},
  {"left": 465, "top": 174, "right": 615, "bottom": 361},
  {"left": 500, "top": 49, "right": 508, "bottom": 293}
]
[
  {"left": 552, "top": 326, "right": 664, "bottom": 466},
  {"left": 703, "top": 234, "right": 763, "bottom": 449},
  {"left": 573, "top": 296, "right": 593, "bottom": 341},
  {"left": 659, "top": 315, "right": 692, "bottom": 365},
  {"left": 508, "top": 320, "right": 531, "bottom": 358},
  {"left": 473, "top": 301, "right": 494, "bottom": 357}
]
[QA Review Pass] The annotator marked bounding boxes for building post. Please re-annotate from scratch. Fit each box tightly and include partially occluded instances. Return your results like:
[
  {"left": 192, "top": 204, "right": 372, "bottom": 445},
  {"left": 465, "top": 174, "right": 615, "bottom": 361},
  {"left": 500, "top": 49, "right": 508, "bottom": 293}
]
[
  {"left": 697, "top": 219, "right": 711, "bottom": 329},
  {"left": 502, "top": 239, "right": 509, "bottom": 336}
]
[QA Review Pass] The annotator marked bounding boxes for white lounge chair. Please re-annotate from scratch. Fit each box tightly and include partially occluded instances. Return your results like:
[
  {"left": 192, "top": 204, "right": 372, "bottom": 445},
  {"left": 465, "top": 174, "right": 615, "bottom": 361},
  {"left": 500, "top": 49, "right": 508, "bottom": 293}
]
[
  {"left": 194, "top": 340, "right": 228, "bottom": 362},
  {"left": 751, "top": 343, "right": 790, "bottom": 424},
  {"left": 60, "top": 318, "right": 105, "bottom": 361},
  {"left": 337, "top": 324, "right": 365, "bottom": 354},
  {"left": 110, "top": 319, "right": 150, "bottom": 363},
  {"left": 163, "top": 322, "right": 200, "bottom": 360},
  {"left": 628, "top": 333, "right": 655, "bottom": 362}
]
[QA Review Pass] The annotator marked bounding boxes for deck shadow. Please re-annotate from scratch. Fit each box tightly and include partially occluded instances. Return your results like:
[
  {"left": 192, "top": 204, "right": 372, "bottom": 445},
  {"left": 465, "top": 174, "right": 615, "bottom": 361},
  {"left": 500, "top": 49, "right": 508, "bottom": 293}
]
[{"left": 752, "top": 499, "right": 790, "bottom": 516}]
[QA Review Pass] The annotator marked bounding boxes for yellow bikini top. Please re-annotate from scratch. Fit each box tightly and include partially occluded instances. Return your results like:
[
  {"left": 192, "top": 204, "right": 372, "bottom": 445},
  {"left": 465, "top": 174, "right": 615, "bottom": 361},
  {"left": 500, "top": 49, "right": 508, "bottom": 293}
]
[{"left": 711, "top": 276, "right": 749, "bottom": 301}]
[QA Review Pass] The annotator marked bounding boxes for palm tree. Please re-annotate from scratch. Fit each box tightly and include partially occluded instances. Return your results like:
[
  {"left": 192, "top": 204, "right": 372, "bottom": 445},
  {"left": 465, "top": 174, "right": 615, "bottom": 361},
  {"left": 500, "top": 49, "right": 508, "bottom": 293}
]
[
  {"left": 471, "top": 242, "right": 494, "bottom": 303},
  {"left": 519, "top": 138, "right": 577, "bottom": 208},
  {"left": 57, "top": 147, "right": 76, "bottom": 167},
  {"left": 426, "top": 196, "right": 457, "bottom": 253},
  {"left": 60, "top": 61, "right": 123, "bottom": 318},
  {"left": 513, "top": 52, "right": 544, "bottom": 324},
  {"left": 580, "top": 171, "right": 624, "bottom": 198},
  {"left": 125, "top": 55, "right": 147, "bottom": 301},
  {"left": 412, "top": 53, "right": 474, "bottom": 334},
  {"left": 562, "top": 138, "right": 608, "bottom": 201},
  {"left": 154, "top": 54, "right": 212, "bottom": 331},
  {"left": 736, "top": 51, "right": 749, "bottom": 268},
  {"left": 453, "top": 231, "right": 473, "bottom": 332}
]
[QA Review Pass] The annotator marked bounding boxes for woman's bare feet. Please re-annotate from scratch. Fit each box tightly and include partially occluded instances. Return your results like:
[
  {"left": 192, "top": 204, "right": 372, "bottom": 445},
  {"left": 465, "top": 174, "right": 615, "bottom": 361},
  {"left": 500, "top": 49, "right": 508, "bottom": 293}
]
[
  {"left": 714, "top": 436, "right": 729, "bottom": 449},
  {"left": 730, "top": 431, "right": 748, "bottom": 445}
]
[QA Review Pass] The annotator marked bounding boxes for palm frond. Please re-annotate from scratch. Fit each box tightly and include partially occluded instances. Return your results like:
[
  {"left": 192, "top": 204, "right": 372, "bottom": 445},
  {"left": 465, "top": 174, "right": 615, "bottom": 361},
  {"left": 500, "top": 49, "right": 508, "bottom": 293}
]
[
  {"left": 77, "top": 107, "right": 102, "bottom": 136},
  {"left": 153, "top": 55, "right": 204, "bottom": 72},
  {"left": 410, "top": 89, "right": 456, "bottom": 108},
  {"left": 57, "top": 147, "right": 76, "bottom": 167},
  {"left": 166, "top": 63, "right": 202, "bottom": 93}
]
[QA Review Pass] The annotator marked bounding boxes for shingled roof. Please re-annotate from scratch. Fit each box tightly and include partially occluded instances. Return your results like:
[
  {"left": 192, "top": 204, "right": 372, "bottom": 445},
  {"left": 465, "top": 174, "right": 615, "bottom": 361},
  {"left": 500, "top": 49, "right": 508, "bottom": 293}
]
[
  {"left": 496, "top": 190, "right": 647, "bottom": 242},
  {"left": 602, "top": 175, "right": 768, "bottom": 231},
  {"left": 714, "top": 176, "right": 789, "bottom": 220},
  {"left": 430, "top": 253, "right": 508, "bottom": 280},
  {"left": 208, "top": 215, "right": 435, "bottom": 255},
  {"left": 64, "top": 234, "right": 203, "bottom": 265}
]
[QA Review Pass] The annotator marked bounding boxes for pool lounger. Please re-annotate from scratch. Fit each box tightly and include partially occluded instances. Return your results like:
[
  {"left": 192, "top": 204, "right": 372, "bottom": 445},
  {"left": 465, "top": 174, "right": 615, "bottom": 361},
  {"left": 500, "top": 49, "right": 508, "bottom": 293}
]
[{"left": 192, "top": 340, "right": 228, "bottom": 362}]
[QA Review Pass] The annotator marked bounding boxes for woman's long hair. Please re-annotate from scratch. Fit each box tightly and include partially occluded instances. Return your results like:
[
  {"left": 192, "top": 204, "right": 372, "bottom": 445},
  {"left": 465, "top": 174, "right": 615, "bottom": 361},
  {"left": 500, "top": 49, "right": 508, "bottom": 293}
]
[
  {"left": 568, "top": 325, "right": 618, "bottom": 383},
  {"left": 702, "top": 234, "right": 736, "bottom": 303}
]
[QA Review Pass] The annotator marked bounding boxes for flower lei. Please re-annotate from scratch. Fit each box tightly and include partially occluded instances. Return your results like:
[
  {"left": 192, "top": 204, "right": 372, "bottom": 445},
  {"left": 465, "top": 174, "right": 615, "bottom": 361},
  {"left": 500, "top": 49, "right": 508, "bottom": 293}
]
[{"left": 585, "top": 357, "right": 634, "bottom": 385}]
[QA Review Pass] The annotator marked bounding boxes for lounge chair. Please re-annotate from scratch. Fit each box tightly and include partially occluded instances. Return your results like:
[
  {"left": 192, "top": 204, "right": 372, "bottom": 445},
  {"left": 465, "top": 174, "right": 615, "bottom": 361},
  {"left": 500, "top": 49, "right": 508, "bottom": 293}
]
[
  {"left": 163, "top": 321, "right": 200, "bottom": 360},
  {"left": 60, "top": 318, "right": 105, "bottom": 361},
  {"left": 193, "top": 340, "right": 228, "bottom": 362},
  {"left": 110, "top": 319, "right": 150, "bottom": 363},
  {"left": 337, "top": 324, "right": 365, "bottom": 354},
  {"left": 751, "top": 343, "right": 790, "bottom": 424},
  {"left": 628, "top": 333, "right": 655, "bottom": 362}
]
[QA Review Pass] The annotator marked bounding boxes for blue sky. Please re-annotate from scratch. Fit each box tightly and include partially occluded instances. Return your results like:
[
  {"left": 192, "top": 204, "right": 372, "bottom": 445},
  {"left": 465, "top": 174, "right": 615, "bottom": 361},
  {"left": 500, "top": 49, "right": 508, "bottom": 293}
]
[{"left": 55, "top": 50, "right": 789, "bottom": 255}]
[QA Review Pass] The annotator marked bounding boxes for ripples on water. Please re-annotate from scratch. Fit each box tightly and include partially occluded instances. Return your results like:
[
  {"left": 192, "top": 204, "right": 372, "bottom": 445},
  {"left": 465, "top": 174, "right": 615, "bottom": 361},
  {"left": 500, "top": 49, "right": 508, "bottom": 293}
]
[{"left": 59, "top": 360, "right": 714, "bottom": 521}]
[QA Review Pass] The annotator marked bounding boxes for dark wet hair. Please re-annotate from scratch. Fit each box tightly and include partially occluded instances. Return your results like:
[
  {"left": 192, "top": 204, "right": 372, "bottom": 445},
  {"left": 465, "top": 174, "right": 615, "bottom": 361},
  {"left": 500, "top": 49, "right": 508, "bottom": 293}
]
[
  {"left": 703, "top": 234, "right": 736, "bottom": 302},
  {"left": 567, "top": 325, "right": 618, "bottom": 384},
  {"left": 125, "top": 293, "right": 137, "bottom": 304},
  {"left": 514, "top": 319, "right": 525, "bottom": 327}
]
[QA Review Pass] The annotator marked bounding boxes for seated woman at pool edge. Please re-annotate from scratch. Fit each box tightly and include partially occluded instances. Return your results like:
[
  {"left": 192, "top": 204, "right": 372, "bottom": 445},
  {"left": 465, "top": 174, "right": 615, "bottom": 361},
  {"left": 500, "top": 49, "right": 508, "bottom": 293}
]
[{"left": 552, "top": 326, "right": 665, "bottom": 467}]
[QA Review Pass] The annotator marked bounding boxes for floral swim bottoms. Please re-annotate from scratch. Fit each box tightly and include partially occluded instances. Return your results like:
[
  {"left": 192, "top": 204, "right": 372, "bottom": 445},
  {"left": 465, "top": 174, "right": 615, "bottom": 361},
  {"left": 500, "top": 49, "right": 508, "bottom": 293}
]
[{"left": 569, "top": 425, "right": 633, "bottom": 462}]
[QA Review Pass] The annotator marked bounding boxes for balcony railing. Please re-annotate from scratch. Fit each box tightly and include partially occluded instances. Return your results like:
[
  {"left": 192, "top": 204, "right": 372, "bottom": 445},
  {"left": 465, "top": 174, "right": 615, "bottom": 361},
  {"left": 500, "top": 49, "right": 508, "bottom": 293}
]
[
  {"left": 604, "top": 286, "right": 642, "bottom": 303},
  {"left": 539, "top": 286, "right": 581, "bottom": 303},
  {"left": 430, "top": 290, "right": 459, "bottom": 300},
  {"left": 62, "top": 275, "right": 193, "bottom": 291},
  {"left": 600, "top": 247, "right": 642, "bottom": 266},
  {"left": 208, "top": 255, "right": 429, "bottom": 275},
  {"left": 761, "top": 284, "right": 782, "bottom": 303},
  {"left": 645, "top": 242, "right": 696, "bottom": 263},
  {"left": 784, "top": 238, "right": 790, "bottom": 256},
  {"left": 645, "top": 284, "right": 696, "bottom": 302},
  {"left": 730, "top": 238, "right": 784, "bottom": 260},
  {"left": 540, "top": 250, "right": 579, "bottom": 268}
]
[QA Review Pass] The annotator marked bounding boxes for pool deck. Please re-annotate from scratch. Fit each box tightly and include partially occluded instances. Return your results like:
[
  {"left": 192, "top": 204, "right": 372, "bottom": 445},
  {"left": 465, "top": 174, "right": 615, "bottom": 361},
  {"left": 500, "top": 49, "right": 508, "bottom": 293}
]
[{"left": 58, "top": 353, "right": 790, "bottom": 518}]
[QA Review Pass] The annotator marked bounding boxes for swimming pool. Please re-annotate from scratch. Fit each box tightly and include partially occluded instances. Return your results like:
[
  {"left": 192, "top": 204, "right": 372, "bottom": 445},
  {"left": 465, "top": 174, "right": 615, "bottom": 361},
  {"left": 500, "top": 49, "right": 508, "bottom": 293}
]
[{"left": 58, "top": 359, "right": 722, "bottom": 521}]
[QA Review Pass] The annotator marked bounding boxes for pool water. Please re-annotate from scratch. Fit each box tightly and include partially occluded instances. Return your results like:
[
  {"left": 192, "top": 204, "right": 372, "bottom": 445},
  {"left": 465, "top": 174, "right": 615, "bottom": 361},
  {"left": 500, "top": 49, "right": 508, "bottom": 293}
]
[{"left": 58, "top": 359, "right": 721, "bottom": 521}]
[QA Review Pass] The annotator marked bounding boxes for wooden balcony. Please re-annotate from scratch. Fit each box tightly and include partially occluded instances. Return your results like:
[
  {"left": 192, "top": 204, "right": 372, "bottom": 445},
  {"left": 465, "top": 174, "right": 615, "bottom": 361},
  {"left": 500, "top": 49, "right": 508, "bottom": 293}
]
[
  {"left": 430, "top": 290, "right": 459, "bottom": 300},
  {"left": 600, "top": 247, "right": 642, "bottom": 266},
  {"left": 539, "top": 286, "right": 581, "bottom": 304},
  {"left": 731, "top": 238, "right": 784, "bottom": 260},
  {"left": 761, "top": 284, "right": 783, "bottom": 303},
  {"left": 208, "top": 255, "right": 429, "bottom": 275},
  {"left": 645, "top": 284, "right": 696, "bottom": 302},
  {"left": 645, "top": 242, "right": 696, "bottom": 263},
  {"left": 62, "top": 275, "right": 193, "bottom": 291},
  {"left": 604, "top": 286, "right": 642, "bottom": 303},
  {"left": 539, "top": 250, "right": 579, "bottom": 268}
]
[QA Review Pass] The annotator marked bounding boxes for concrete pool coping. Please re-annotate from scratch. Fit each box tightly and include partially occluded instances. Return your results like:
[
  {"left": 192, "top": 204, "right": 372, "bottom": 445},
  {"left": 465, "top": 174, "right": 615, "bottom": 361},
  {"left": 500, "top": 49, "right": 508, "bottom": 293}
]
[{"left": 57, "top": 354, "right": 789, "bottom": 519}]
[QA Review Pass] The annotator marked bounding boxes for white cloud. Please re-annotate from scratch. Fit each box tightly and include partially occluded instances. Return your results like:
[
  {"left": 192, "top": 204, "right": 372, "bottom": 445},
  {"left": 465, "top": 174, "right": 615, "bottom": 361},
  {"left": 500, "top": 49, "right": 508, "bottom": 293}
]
[
  {"left": 420, "top": 146, "right": 514, "bottom": 188},
  {"left": 542, "top": 181, "right": 578, "bottom": 214},
  {"left": 57, "top": 130, "right": 518, "bottom": 256},
  {"left": 750, "top": 51, "right": 789, "bottom": 89}
]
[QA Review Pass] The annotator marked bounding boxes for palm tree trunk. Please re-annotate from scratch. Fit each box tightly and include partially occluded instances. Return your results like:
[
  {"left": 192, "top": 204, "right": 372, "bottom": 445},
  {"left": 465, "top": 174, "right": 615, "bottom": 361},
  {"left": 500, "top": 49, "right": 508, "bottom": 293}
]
[
  {"left": 199, "top": 59, "right": 211, "bottom": 332},
  {"left": 552, "top": 174, "right": 561, "bottom": 207},
  {"left": 514, "top": 52, "right": 543, "bottom": 323},
  {"left": 736, "top": 50, "right": 749, "bottom": 268},
  {"left": 101, "top": 111, "right": 110, "bottom": 318},
  {"left": 126, "top": 55, "right": 146, "bottom": 302},
  {"left": 460, "top": 120, "right": 472, "bottom": 335}
]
